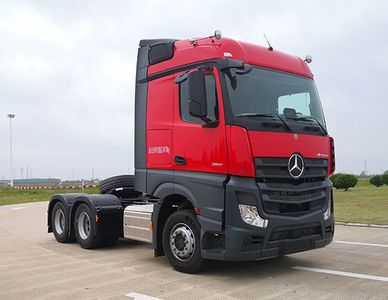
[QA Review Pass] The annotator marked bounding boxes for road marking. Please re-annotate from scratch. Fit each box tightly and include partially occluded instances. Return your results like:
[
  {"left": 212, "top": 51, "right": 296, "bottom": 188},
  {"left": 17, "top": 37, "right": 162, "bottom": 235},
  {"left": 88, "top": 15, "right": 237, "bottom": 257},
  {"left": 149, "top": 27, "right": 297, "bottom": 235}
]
[
  {"left": 293, "top": 266, "right": 388, "bottom": 282},
  {"left": 10, "top": 207, "right": 26, "bottom": 210},
  {"left": 126, "top": 292, "right": 163, "bottom": 300},
  {"left": 335, "top": 240, "right": 388, "bottom": 248}
]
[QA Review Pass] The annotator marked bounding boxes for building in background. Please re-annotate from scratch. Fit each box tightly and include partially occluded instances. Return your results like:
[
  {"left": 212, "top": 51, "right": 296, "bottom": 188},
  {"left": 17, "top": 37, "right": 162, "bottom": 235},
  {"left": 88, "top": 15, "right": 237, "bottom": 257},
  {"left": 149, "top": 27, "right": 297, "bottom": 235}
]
[
  {"left": 0, "top": 178, "right": 100, "bottom": 188},
  {"left": 0, "top": 180, "right": 10, "bottom": 187},
  {"left": 13, "top": 178, "right": 61, "bottom": 187}
]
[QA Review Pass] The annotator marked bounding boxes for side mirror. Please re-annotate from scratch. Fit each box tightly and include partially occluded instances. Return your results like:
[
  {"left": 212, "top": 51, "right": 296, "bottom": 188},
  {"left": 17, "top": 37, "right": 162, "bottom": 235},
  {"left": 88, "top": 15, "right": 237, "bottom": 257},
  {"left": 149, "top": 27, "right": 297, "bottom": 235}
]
[{"left": 187, "top": 70, "right": 208, "bottom": 118}]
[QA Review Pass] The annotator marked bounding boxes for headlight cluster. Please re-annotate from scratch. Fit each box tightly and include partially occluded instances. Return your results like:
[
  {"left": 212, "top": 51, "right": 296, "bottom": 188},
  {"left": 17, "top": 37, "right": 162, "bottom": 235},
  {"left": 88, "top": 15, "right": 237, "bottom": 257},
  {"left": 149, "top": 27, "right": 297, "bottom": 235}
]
[{"left": 238, "top": 204, "right": 268, "bottom": 228}]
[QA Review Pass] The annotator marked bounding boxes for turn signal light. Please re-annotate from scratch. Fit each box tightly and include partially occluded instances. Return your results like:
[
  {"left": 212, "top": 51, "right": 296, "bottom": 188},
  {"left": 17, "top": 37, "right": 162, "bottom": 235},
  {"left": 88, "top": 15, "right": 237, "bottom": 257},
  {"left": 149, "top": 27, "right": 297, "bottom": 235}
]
[{"left": 330, "top": 137, "right": 335, "bottom": 175}]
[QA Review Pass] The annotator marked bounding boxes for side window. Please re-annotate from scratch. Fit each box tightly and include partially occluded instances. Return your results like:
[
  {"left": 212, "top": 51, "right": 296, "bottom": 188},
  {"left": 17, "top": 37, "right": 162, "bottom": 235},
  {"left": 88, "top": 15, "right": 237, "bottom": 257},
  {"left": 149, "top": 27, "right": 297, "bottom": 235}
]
[{"left": 179, "top": 73, "right": 218, "bottom": 124}]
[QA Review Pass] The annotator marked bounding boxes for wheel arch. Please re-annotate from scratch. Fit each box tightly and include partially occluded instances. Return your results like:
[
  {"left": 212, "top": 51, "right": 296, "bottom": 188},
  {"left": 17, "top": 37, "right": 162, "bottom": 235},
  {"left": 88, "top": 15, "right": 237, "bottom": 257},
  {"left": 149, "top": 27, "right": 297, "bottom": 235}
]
[
  {"left": 152, "top": 183, "right": 198, "bottom": 257},
  {"left": 70, "top": 194, "right": 122, "bottom": 237}
]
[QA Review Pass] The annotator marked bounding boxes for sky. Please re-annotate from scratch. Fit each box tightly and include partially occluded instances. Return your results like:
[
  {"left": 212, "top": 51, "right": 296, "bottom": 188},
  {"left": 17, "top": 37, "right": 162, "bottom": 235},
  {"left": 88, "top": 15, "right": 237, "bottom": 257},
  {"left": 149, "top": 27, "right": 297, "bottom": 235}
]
[{"left": 1, "top": 0, "right": 388, "bottom": 180}]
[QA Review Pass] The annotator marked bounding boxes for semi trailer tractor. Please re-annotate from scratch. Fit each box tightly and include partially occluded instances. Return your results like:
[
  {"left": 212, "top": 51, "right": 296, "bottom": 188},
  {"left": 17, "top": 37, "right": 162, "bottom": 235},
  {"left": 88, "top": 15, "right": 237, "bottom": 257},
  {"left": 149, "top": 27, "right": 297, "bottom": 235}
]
[{"left": 47, "top": 31, "right": 335, "bottom": 273}]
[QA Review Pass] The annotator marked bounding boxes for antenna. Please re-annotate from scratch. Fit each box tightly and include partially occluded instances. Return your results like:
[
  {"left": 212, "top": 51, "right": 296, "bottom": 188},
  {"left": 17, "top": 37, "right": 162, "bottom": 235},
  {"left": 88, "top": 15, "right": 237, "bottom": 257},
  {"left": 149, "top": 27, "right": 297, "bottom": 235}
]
[{"left": 263, "top": 33, "right": 273, "bottom": 51}]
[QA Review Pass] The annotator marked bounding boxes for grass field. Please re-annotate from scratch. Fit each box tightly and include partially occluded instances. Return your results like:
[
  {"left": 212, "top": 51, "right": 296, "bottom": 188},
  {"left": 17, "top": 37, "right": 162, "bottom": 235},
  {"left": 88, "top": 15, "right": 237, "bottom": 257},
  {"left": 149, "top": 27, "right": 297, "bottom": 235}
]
[
  {"left": 1, "top": 179, "right": 387, "bottom": 224},
  {"left": 0, "top": 187, "right": 99, "bottom": 206},
  {"left": 333, "top": 178, "right": 388, "bottom": 225}
]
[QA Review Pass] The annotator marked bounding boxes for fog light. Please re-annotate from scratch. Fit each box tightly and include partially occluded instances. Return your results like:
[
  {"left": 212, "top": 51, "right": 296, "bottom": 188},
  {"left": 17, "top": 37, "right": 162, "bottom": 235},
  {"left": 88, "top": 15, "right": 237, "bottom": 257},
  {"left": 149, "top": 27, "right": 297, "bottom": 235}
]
[
  {"left": 324, "top": 194, "right": 332, "bottom": 220},
  {"left": 239, "top": 204, "right": 268, "bottom": 228}
]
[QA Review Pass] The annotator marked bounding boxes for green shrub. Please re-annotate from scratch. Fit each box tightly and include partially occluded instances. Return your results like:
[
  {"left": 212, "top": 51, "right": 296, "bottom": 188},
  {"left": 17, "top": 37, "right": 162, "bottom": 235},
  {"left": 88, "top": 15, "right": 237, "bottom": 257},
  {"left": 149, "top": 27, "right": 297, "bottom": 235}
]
[
  {"left": 370, "top": 175, "right": 383, "bottom": 187},
  {"left": 330, "top": 173, "right": 342, "bottom": 189},
  {"left": 382, "top": 173, "right": 388, "bottom": 185},
  {"left": 332, "top": 174, "right": 357, "bottom": 191}
]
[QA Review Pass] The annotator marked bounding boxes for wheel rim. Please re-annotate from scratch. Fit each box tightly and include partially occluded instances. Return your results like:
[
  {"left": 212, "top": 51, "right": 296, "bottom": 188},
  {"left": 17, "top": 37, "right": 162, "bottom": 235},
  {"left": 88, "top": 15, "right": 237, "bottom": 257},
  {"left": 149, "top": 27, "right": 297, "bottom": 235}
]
[
  {"left": 169, "top": 223, "right": 195, "bottom": 261},
  {"left": 54, "top": 209, "right": 65, "bottom": 235},
  {"left": 78, "top": 211, "right": 91, "bottom": 240}
]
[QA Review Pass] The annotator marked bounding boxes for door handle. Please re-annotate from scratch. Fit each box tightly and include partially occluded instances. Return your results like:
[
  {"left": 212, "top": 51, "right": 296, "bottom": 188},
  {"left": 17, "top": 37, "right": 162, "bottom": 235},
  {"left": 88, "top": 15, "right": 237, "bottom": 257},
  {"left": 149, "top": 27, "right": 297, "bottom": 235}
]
[{"left": 174, "top": 156, "right": 186, "bottom": 166}]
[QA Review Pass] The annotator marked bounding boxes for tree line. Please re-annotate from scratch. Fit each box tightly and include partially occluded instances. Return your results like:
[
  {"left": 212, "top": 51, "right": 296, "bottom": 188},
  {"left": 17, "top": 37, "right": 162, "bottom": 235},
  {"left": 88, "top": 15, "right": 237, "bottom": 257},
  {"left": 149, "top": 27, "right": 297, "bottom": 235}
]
[{"left": 330, "top": 172, "right": 388, "bottom": 191}]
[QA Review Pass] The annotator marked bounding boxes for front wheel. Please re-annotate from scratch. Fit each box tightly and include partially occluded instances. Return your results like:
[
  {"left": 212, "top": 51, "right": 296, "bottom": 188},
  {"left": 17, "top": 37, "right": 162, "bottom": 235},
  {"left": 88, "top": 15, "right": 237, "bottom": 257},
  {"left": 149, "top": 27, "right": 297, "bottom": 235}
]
[{"left": 162, "top": 210, "right": 205, "bottom": 273}]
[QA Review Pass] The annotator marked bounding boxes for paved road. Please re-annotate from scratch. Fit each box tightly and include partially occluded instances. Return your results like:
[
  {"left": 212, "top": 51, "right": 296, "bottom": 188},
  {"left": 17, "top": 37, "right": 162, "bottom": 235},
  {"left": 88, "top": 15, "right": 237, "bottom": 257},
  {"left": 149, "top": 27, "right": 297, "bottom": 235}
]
[{"left": 1, "top": 202, "right": 388, "bottom": 300}]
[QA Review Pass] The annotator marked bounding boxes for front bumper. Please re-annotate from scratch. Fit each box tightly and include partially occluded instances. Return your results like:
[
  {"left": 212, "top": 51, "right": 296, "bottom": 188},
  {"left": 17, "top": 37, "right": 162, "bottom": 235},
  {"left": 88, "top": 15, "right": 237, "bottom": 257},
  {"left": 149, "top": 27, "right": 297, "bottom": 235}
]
[
  {"left": 221, "top": 216, "right": 334, "bottom": 261},
  {"left": 200, "top": 175, "right": 334, "bottom": 261}
]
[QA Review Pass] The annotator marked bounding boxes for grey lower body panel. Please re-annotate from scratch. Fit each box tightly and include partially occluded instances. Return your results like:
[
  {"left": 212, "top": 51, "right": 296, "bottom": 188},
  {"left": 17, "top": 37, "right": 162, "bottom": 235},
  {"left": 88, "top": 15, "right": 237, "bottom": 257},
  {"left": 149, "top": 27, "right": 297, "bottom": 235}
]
[
  {"left": 148, "top": 169, "right": 227, "bottom": 256},
  {"left": 147, "top": 170, "right": 334, "bottom": 262},
  {"left": 202, "top": 175, "right": 334, "bottom": 261},
  {"left": 134, "top": 168, "right": 147, "bottom": 193},
  {"left": 148, "top": 169, "right": 226, "bottom": 230}
]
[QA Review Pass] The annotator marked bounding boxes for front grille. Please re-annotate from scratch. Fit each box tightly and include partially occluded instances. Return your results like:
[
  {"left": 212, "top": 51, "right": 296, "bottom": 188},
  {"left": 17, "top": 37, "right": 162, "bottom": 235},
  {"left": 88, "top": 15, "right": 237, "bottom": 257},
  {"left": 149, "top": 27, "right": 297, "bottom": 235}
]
[{"left": 255, "top": 157, "right": 328, "bottom": 216}]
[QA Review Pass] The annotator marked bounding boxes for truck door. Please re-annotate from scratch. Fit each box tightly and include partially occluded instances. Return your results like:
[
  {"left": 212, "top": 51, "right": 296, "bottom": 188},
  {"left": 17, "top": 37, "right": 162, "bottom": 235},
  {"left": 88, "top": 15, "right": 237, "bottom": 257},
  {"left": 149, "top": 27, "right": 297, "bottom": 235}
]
[{"left": 173, "top": 68, "right": 227, "bottom": 174}]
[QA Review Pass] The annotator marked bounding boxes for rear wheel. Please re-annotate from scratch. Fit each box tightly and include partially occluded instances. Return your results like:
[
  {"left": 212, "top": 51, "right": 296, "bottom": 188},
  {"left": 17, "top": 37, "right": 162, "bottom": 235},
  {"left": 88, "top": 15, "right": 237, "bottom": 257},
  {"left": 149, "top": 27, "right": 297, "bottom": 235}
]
[
  {"left": 102, "top": 235, "right": 119, "bottom": 247},
  {"left": 74, "top": 204, "right": 102, "bottom": 249},
  {"left": 162, "top": 210, "right": 205, "bottom": 273},
  {"left": 52, "top": 202, "right": 73, "bottom": 243}
]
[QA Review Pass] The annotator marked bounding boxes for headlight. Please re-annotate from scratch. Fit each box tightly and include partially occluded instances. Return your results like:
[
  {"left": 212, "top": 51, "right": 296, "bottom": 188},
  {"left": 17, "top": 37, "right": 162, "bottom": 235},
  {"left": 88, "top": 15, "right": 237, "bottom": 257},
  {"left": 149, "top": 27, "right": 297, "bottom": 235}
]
[
  {"left": 323, "top": 193, "right": 332, "bottom": 220},
  {"left": 239, "top": 204, "right": 268, "bottom": 228}
]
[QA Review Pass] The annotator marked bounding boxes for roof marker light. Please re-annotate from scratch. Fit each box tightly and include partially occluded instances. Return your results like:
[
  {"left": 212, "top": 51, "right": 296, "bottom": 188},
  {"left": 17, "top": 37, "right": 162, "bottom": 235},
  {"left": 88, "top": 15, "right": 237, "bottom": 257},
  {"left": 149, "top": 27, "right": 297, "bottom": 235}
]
[
  {"left": 214, "top": 30, "right": 222, "bottom": 40},
  {"left": 305, "top": 55, "right": 313, "bottom": 63}
]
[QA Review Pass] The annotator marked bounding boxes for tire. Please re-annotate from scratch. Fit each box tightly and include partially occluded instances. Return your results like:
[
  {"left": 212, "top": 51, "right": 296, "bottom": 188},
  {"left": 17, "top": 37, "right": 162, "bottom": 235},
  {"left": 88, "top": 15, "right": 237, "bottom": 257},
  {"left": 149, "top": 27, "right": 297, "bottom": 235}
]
[
  {"left": 74, "top": 204, "right": 102, "bottom": 249},
  {"left": 102, "top": 235, "right": 119, "bottom": 247},
  {"left": 162, "top": 210, "right": 205, "bottom": 273},
  {"left": 52, "top": 202, "right": 74, "bottom": 243},
  {"left": 99, "top": 175, "right": 135, "bottom": 194}
]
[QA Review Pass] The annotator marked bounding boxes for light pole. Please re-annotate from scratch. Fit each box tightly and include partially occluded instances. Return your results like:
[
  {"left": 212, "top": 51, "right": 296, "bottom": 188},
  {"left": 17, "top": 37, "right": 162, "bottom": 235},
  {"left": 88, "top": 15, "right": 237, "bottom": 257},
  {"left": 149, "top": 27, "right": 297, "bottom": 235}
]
[{"left": 7, "top": 114, "right": 15, "bottom": 187}]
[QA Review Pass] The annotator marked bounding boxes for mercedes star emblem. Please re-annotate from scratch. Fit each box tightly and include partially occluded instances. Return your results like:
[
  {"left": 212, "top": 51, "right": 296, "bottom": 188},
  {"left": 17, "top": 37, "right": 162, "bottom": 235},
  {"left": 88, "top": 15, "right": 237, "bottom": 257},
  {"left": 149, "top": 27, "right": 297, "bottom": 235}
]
[{"left": 288, "top": 153, "right": 304, "bottom": 179}]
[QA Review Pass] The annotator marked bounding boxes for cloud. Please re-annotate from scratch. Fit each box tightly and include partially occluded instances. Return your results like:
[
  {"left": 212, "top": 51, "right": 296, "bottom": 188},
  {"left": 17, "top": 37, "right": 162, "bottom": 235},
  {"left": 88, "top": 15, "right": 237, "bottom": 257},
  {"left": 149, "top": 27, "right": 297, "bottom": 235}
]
[{"left": 1, "top": 0, "right": 387, "bottom": 180}]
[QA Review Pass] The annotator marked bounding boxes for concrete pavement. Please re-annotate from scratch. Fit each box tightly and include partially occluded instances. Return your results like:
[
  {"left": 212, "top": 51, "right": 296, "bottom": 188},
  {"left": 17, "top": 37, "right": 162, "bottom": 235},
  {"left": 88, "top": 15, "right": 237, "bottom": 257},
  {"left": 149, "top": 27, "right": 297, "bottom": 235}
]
[{"left": 1, "top": 201, "right": 388, "bottom": 300}]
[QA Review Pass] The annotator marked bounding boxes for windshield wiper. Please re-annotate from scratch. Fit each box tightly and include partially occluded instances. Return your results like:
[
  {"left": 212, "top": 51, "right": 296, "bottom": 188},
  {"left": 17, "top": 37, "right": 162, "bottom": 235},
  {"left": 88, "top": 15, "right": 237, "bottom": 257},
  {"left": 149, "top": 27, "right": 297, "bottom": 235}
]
[
  {"left": 287, "top": 116, "right": 328, "bottom": 135},
  {"left": 236, "top": 113, "right": 294, "bottom": 132}
]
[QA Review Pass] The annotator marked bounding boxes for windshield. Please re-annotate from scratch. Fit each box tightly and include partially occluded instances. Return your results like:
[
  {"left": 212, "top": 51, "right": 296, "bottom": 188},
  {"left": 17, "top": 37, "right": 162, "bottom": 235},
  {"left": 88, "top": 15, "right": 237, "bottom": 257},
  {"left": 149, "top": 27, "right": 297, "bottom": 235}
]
[{"left": 224, "top": 66, "right": 326, "bottom": 131}]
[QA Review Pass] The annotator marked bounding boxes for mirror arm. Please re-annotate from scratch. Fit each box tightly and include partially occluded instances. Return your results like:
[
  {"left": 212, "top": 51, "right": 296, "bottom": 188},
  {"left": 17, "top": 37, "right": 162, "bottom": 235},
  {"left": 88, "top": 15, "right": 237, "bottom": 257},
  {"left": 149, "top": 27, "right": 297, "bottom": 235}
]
[
  {"left": 202, "top": 120, "right": 219, "bottom": 128},
  {"left": 175, "top": 66, "right": 213, "bottom": 84},
  {"left": 197, "top": 65, "right": 213, "bottom": 71},
  {"left": 236, "top": 64, "right": 252, "bottom": 75},
  {"left": 174, "top": 71, "right": 189, "bottom": 84},
  {"left": 200, "top": 116, "right": 211, "bottom": 123}
]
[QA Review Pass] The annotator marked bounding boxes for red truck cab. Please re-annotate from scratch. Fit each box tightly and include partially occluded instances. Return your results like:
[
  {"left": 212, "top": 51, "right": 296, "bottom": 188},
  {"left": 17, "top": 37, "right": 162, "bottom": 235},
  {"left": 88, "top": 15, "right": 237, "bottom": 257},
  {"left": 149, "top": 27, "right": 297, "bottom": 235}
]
[{"left": 135, "top": 33, "right": 335, "bottom": 269}]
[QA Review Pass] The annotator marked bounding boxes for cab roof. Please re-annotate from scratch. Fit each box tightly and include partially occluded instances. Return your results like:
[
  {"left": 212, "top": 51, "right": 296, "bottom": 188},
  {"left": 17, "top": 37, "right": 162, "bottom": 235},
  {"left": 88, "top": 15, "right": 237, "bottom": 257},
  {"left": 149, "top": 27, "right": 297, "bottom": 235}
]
[{"left": 147, "top": 37, "right": 313, "bottom": 79}]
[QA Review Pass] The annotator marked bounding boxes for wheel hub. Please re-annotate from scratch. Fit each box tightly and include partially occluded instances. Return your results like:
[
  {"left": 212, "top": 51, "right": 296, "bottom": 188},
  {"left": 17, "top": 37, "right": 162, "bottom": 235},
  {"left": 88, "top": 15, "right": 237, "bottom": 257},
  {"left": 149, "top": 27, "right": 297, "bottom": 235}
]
[
  {"left": 54, "top": 209, "right": 65, "bottom": 234},
  {"left": 78, "top": 211, "right": 91, "bottom": 240},
  {"left": 170, "top": 223, "right": 195, "bottom": 261}
]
